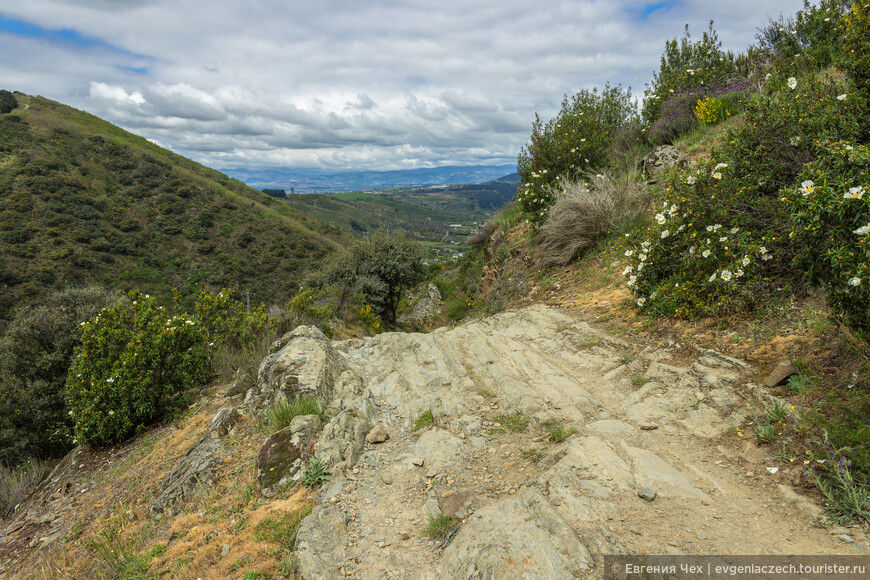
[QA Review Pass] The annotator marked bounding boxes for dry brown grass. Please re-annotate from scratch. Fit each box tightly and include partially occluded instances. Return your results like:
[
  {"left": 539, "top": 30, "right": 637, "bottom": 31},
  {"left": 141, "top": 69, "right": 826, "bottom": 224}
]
[{"left": 534, "top": 170, "right": 647, "bottom": 268}]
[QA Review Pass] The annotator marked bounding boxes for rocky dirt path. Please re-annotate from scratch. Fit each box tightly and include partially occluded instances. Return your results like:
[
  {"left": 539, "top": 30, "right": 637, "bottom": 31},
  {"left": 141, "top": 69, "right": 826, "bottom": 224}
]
[{"left": 294, "top": 305, "right": 868, "bottom": 579}]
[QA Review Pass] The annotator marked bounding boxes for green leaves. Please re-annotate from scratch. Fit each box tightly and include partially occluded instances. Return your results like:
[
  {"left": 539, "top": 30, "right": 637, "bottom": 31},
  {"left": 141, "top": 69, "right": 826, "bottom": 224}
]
[{"left": 66, "top": 291, "right": 211, "bottom": 447}]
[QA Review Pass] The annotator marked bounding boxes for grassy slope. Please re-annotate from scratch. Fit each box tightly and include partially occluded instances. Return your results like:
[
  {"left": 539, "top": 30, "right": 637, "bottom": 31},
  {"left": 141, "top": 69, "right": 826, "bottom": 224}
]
[{"left": 0, "top": 95, "right": 346, "bottom": 319}]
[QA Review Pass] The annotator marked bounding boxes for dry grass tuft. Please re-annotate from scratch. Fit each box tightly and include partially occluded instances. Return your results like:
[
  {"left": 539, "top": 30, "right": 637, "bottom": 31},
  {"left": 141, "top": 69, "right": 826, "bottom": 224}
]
[{"left": 535, "top": 170, "right": 647, "bottom": 268}]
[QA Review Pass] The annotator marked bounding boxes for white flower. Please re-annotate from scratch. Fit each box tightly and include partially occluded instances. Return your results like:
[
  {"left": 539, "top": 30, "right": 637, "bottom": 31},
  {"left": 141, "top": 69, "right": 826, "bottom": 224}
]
[
  {"left": 661, "top": 230, "right": 670, "bottom": 239},
  {"left": 759, "top": 246, "right": 768, "bottom": 254},
  {"left": 848, "top": 277, "right": 862, "bottom": 287},
  {"left": 706, "top": 225, "right": 714, "bottom": 232},
  {"left": 639, "top": 253, "right": 647, "bottom": 262},
  {"left": 622, "top": 266, "right": 633, "bottom": 276},
  {"left": 721, "top": 270, "right": 733, "bottom": 282},
  {"left": 637, "top": 262, "right": 645, "bottom": 271},
  {"left": 712, "top": 172, "right": 723, "bottom": 180},
  {"left": 730, "top": 227, "right": 739, "bottom": 234},
  {"left": 742, "top": 256, "right": 751, "bottom": 266},
  {"left": 108, "top": 410, "right": 115, "bottom": 415},
  {"left": 145, "top": 294, "right": 150, "bottom": 298},
  {"left": 837, "top": 94, "right": 847, "bottom": 101},
  {"left": 689, "top": 246, "right": 696, "bottom": 254},
  {"left": 636, "top": 297, "right": 646, "bottom": 306},
  {"left": 790, "top": 136, "right": 802, "bottom": 146},
  {"left": 844, "top": 186, "right": 865, "bottom": 200},
  {"left": 656, "top": 213, "right": 666, "bottom": 224},
  {"left": 713, "top": 224, "right": 722, "bottom": 231},
  {"left": 678, "top": 225, "right": 685, "bottom": 232},
  {"left": 106, "top": 377, "right": 114, "bottom": 383},
  {"left": 845, "top": 145, "right": 854, "bottom": 151},
  {"left": 854, "top": 224, "right": 870, "bottom": 235},
  {"left": 735, "top": 269, "right": 744, "bottom": 278},
  {"left": 762, "top": 253, "right": 773, "bottom": 261},
  {"left": 714, "top": 163, "right": 728, "bottom": 171},
  {"left": 627, "top": 275, "right": 637, "bottom": 287},
  {"left": 642, "top": 241, "right": 651, "bottom": 249},
  {"left": 719, "top": 236, "right": 728, "bottom": 242},
  {"left": 798, "top": 180, "right": 814, "bottom": 196},
  {"left": 702, "top": 249, "right": 711, "bottom": 258},
  {"left": 669, "top": 204, "right": 678, "bottom": 215},
  {"left": 624, "top": 250, "right": 635, "bottom": 258},
  {"left": 709, "top": 273, "right": 718, "bottom": 282},
  {"left": 686, "top": 175, "right": 696, "bottom": 185},
  {"left": 80, "top": 322, "right": 86, "bottom": 327},
  {"left": 787, "top": 77, "right": 797, "bottom": 89}
]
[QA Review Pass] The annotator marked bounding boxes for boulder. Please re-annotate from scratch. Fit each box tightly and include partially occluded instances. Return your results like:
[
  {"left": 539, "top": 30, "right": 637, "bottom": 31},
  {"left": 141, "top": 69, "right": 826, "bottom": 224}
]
[
  {"left": 763, "top": 360, "right": 797, "bottom": 388},
  {"left": 206, "top": 406, "right": 240, "bottom": 439},
  {"left": 365, "top": 425, "right": 390, "bottom": 444},
  {"left": 150, "top": 438, "right": 223, "bottom": 514},
  {"left": 256, "top": 325, "right": 352, "bottom": 409},
  {"left": 643, "top": 145, "right": 685, "bottom": 178},
  {"left": 402, "top": 283, "right": 443, "bottom": 326}
]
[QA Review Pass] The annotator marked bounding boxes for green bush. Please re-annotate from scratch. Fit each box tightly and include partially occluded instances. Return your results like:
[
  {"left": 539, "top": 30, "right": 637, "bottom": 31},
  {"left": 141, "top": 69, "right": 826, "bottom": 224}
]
[
  {"left": 516, "top": 84, "right": 637, "bottom": 221},
  {"left": 785, "top": 140, "right": 870, "bottom": 342},
  {"left": 263, "top": 396, "right": 324, "bottom": 433},
  {"left": 0, "top": 286, "right": 120, "bottom": 463},
  {"left": 841, "top": 0, "right": 870, "bottom": 104},
  {"left": 66, "top": 291, "right": 211, "bottom": 447},
  {"left": 193, "top": 288, "right": 268, "bottom": 351},
  {"left": 642, "top": 22, "right": 735, "bottom": 124},
  {"left": 288, "top": 288, "right": 337, "bottom": 338}
]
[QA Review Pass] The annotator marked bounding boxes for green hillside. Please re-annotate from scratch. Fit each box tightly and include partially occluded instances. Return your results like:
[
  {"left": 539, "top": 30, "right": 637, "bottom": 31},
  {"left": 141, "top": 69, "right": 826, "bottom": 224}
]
[
  {"left": 283, "top": 180, "right": 517, "bottom": 262},
  {"left": 0, "top": 94, "right": 346, "bottom": 320}
]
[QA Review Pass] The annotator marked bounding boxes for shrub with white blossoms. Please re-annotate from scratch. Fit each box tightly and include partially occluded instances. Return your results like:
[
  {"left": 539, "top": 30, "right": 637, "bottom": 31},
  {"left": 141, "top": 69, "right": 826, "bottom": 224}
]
[
  {"left": 786, "top": 140, "right": 870, "bottom": 342},
  {"left": 623, "top": 160, "right": 777, "bottom": 317},
  {"left": 66, "top": 291, "right": 211, "bottom": 446}
]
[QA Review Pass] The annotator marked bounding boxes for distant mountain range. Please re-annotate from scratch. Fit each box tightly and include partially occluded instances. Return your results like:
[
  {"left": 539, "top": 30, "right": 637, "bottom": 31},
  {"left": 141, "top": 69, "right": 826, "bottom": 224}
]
[{"left": 223, "top": 165, "right": 519, "bottom": 193}]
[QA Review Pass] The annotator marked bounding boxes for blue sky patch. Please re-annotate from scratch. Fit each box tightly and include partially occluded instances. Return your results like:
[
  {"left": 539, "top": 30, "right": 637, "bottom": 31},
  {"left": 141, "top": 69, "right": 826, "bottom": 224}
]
[
  {"left": 0, "top": 12, "right": 145, "bottom": 59},
  {"left": 628, "top": 1, "right": 679, "bottom": 21}
]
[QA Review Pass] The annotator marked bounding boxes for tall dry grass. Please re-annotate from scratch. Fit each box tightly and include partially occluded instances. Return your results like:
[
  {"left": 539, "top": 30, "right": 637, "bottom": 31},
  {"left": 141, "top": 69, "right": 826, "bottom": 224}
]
[{"left": 535, "top": 170, "right": 647, "bottom": 268}]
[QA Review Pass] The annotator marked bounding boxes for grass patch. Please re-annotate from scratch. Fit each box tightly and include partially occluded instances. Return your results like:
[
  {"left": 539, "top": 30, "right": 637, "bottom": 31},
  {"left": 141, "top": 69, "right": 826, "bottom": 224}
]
[
  {"left": 477, "top": 389, "right": 496, "bottom": 399},
  {"left": 753, "top": 420, "right": 776, "bottom": 444},
  {"left": 262, "top": 395, "right": 324, "bottom": 433},
  {"left": 0, "top": 458, "right": 51, "bottom": 518},
  {"left": 230, "top": 555, "right": 250, "bottom": 573},
  {"left": 787, "top": 375, "right": 811, "bottom": 395},
  {"left": 254, "top": 503, "right": 314, "bottom": 548},
  {"left": 488, "top": 427, "right": 507, "bottom": 436},
  {"left": 545, "top": 422, "right": 574, "bottom": 442},
  {"left": 413, "top": 409, "right": 434, "bottom": 431},
  {"left": 495, "top": 415, "right": 529, "bottom": 433},
  {"left": 521, "top": 448, "right": 543, "bottom": 462},
  {"left": 765, "top": 400, "right": 789, "bottom": 423},
  {"left": 425, "top": 512, "right": 459, "bottom": 540}
]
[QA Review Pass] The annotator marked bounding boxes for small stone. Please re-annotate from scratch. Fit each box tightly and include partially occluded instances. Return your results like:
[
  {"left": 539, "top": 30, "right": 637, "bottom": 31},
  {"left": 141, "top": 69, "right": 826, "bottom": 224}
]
[
  {"left": 221, "top": 544, "right": 230, "bottom": 557},
  {"left": 399, "top": 532, "right": 411, "bottom": 540},
  {"left": 837, "top": 534, "right": 854, "bottom": 544},
  {"left": 637, "top": 487, "right": 657, "bottom": 502},
  {"left": 412, "top": 456, "right": 424, "bottom": 467},
  {"left": 458, "top": 433, "right": 466, "bottom": 439},
  {"left": 763, "top": 360, "right": 798, "bottom": 388},
  {"left": 380, "top": 472, "right": 393, "bottom": 485},
  {"left": 630, "top": 529, "right": 642, "bottom": 535},
  {"left": 639, "top": 422, "right": 659, "bottom": 431},
  {"left": 366, "top": 425, "right": 390, "bottom": 444}
]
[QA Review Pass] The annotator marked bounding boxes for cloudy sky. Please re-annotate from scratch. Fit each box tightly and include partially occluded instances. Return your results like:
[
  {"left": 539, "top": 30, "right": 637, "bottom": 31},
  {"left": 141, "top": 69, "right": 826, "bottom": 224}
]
[{"left": 1, "top": 0, "right": 804, "bottom": 173}]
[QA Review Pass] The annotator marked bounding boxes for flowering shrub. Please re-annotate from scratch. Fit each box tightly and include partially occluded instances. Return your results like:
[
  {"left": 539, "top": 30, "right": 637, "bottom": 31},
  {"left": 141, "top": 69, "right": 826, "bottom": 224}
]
[
  {"left": 694, "top": 95, "right": 730, "bottom": 124},
  {"left": 193, "top": 288, "right": 268, "bottom": 351},
  {"left": 648, "top": 80, "right": 750, "bottom": 145},
  {"left": 517, "top": 84, "right": 637, "bottom": 221},
  {"left": 642, "top": 22, "right": 735, "bottom": 124},
  {"left": 841, "top": 0, "right": 870, "bottom": 102},
  {"left": 725, "top": 72, "right": 865, "bottom": 198},
  {"left": 622, "top": 161, "right": 781, "bottom": 317},
  {"left": 66, "top": 291, "right": 210, "bottom": 447},
  {"left": 785, "top": 140, "right": 870, "bottom": 342}
]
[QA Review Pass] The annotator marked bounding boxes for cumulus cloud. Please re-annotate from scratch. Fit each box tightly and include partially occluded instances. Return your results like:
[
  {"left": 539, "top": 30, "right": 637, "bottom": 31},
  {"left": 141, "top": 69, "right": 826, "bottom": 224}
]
[{"left": 2, "top": 0, "right": 806, "bottom": 171}]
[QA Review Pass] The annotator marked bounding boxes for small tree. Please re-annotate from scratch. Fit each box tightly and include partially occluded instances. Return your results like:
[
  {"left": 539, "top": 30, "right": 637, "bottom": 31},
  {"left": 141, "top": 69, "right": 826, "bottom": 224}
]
[
  {"left": 0, "top": 90, "right": 17, "bottom": 115},
  {"left": 316, "top": 232, "right": 425, "bottom": 323}
]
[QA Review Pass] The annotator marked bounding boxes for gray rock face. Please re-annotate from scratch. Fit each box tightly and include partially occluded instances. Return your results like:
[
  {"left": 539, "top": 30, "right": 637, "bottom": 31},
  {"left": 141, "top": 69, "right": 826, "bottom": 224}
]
[
  {"left": 150, "top": 438, "right": 223, "bottom": 514},
  {"left": 257, "top": 414, "right": 322, "bottom": 493},
  {"left": 295, "top": 504, "right": 347, "bottom": 580},
  {"left": 207, "top": 406, "right": 240, "bottom": 439},
  {"left": 314, "top": 411, "right": 371, "bottom": 470}
]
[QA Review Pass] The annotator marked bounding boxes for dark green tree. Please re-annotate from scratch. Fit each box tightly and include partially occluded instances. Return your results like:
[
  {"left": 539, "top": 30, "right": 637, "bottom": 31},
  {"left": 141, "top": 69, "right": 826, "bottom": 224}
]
[
  {"left": 315, "top": 232, "right": 426, "bottom": 323},
  {"left": 0, "top": 286, "right": 120, "bottom": 464},
  {"left": 0, "top": 90, "right": 17, "bottom": 114}
]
